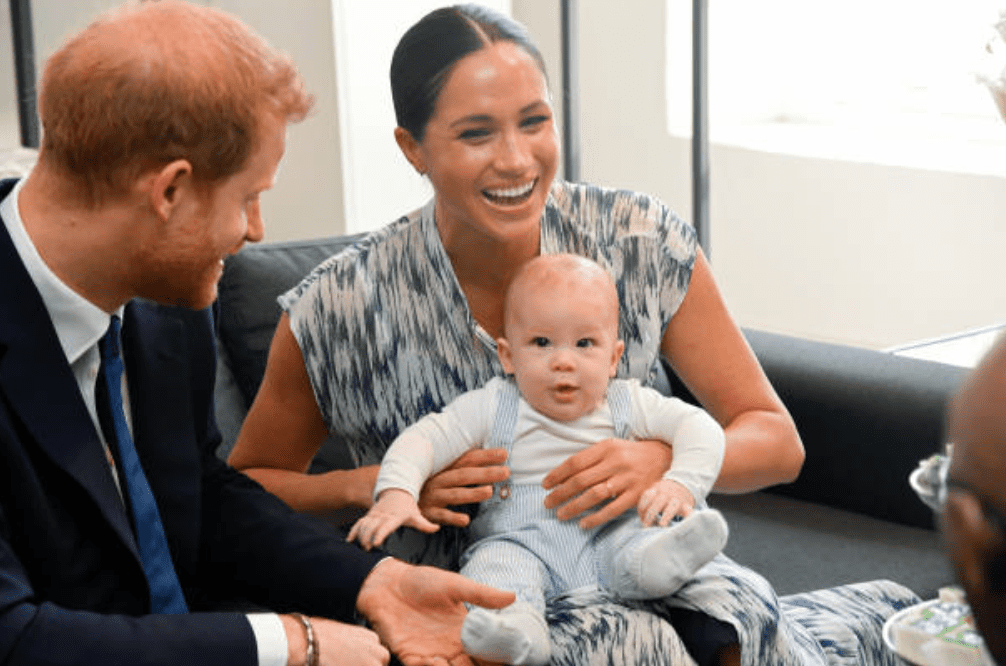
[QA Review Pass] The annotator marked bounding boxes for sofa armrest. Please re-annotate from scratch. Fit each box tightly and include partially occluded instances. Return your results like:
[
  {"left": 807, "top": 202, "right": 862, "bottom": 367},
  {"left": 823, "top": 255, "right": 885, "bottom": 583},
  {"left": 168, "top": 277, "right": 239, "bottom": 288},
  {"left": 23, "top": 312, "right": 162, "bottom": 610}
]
[
  {"left": 665, "top": 329, "right": 966, "bottom": 528},
  {"left": 743, "top": 330, "right": 965, "bottom": 528}
]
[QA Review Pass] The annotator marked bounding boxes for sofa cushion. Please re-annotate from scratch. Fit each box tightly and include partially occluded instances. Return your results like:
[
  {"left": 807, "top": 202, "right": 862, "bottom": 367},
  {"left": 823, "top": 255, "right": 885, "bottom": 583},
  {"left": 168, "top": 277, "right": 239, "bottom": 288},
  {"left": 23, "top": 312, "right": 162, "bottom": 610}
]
[
  {"left": 217, "top": 234, "right": 366, "bottom": 408},
  {"left": 713, "top": 491, "right": 951, "bottom": 598}
]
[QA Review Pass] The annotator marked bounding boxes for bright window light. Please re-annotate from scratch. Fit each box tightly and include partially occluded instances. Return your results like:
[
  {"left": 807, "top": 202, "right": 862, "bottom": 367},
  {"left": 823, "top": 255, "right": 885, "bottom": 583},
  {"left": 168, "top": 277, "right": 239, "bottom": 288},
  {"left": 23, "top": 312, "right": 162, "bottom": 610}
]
[{"left": 666, "top": 0, "right": 1006, "bottom": 175}]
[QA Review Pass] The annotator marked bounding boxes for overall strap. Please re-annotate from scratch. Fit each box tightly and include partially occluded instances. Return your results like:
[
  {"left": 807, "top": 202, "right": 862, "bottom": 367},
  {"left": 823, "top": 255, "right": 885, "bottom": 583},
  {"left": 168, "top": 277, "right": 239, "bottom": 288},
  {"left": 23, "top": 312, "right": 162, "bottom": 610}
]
[
  {"left": 488, "top": 378, "right": 522, "bottom": 452},
  {"left": 488, "top": 378, "right": 522, "bottom": 498},
  {"left": 606, "top": 379, "right": 633, "bottom": 440}
]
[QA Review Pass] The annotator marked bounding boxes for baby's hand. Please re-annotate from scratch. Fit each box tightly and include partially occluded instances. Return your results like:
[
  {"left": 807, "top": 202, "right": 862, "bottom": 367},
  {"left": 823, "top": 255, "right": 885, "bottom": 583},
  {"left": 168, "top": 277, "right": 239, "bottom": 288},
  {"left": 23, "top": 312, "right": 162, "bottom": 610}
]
[
  {"left": 637, "top": 479, "right": 695, "bottom": 527},
  {"left": 347, "top": 488, "right": 439, "bottom": 550}
]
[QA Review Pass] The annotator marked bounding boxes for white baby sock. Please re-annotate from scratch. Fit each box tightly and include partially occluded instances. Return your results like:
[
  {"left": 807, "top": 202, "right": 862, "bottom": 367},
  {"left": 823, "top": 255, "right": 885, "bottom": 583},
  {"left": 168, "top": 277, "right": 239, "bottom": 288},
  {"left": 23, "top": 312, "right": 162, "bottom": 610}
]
[
  {"left": 610, "top": 508, "right": 729, "bottom": 600},
  {"left": 461, "top": 601, "right": 550, "bottom": 666}
]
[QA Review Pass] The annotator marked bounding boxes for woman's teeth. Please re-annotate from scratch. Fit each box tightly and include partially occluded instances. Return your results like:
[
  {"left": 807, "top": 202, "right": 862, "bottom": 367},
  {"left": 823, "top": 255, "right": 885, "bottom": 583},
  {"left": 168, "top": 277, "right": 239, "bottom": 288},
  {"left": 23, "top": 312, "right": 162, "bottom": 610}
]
[{"left": 484, "top": 180, "right": 535, "bottom": 205}]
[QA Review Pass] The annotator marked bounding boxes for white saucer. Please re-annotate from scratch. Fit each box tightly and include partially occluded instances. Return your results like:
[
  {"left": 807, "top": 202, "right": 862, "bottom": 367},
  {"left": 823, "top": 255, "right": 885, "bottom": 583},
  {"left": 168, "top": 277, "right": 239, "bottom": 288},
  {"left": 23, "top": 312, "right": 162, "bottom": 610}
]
[{"left": 882, "top": 594, "right": 989, "bottom": 666}]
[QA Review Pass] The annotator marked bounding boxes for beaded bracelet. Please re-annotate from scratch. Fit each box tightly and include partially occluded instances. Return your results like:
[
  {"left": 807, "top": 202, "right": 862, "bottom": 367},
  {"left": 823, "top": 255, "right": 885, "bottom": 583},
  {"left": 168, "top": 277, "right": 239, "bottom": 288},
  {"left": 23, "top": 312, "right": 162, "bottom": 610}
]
[{"left": 292, "top": 613, "right": 319, "bottom": 666}]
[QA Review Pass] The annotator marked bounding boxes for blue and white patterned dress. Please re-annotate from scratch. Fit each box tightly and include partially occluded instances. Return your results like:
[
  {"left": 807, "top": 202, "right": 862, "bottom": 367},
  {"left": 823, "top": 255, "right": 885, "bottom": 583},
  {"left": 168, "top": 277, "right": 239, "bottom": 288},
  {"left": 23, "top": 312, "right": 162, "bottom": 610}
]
[{"left": 280, "top": 180, "right": 917, "bottom": 665}]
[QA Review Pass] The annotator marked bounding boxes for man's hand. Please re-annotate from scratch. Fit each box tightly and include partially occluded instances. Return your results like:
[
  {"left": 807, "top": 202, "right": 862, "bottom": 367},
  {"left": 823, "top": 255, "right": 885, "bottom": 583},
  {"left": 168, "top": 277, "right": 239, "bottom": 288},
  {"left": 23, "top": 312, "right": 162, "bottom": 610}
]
[
  {"left": 542, "top": 438, "right": 672, "bottom": 529},
  {"left": 348, "top": 489, "right": 439, "bottom": 550},
  {"left": 638, "top": 478, "right": 695, "bottom": 527},
  {"left": 280, "top": 614, "right": 389, "bottom": 666},
  {"left": 418, "top": 448, "right": 509, "bottom": 527},
  {"left": 357, "top": 559, "right": 516, "bottom": 666}
]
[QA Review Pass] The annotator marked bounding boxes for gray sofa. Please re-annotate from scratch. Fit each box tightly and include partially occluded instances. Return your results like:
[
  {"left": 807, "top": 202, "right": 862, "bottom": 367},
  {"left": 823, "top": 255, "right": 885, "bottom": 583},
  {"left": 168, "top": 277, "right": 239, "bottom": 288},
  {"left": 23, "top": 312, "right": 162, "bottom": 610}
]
[{"left": 213, "top": 234, "right": 966, "bottom": 599}]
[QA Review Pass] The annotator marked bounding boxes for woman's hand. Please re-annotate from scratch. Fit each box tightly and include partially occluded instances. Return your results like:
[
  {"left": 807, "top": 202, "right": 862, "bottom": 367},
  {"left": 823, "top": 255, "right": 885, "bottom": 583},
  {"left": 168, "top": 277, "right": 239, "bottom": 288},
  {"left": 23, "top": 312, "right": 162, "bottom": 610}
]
[
  {"left": 418, "top": 448, "right": 510, "bottom": 527},
  {"left": 542, "top": 438, "right": 672, "bottom": 529}
]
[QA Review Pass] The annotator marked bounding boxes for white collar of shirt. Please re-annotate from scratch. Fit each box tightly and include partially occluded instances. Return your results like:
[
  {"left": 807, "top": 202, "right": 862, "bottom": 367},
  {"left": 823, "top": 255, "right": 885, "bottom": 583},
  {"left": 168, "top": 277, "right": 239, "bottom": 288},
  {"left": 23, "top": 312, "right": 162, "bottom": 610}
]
[{"left": 0, "top": 177, "right": 121, "bottom": 362}]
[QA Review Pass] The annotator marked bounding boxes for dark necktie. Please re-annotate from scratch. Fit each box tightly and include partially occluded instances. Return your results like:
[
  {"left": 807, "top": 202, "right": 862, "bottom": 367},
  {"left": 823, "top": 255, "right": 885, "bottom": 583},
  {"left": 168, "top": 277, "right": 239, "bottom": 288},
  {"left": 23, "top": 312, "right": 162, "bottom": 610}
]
[{"left": 96, "top": 315, "right": 188, "bottom": 614}]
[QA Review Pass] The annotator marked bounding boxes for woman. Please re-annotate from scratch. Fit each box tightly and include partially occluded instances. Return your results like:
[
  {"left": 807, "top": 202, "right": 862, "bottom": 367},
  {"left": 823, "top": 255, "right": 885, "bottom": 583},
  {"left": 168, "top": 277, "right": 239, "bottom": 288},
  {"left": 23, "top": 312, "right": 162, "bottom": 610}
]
[{"left": 229, "top": 5, "right": 916, "bottom": 665}]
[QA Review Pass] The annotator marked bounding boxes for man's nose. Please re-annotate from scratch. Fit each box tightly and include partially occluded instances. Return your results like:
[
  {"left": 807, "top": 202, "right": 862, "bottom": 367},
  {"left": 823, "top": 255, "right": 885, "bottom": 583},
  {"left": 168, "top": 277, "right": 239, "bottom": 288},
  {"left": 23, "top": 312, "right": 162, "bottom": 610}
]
[{"left": 245, "top": 199, "right": 265, "bottom": 243}]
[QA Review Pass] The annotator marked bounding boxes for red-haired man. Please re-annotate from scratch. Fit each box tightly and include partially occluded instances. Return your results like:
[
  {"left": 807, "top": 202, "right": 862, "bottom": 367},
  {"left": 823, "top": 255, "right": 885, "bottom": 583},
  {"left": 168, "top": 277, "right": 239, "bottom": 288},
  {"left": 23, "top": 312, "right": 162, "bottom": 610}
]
[{"left": 0, "top": 2, "right": 512, "bottom": 665}]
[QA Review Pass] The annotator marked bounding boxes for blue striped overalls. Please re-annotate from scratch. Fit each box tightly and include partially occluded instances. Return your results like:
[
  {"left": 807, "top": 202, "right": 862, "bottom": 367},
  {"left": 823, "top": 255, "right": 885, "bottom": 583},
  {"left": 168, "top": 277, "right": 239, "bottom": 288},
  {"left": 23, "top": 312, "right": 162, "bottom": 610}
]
[{"left": 459, "top": 379, "right": 670, "bottom": 611}]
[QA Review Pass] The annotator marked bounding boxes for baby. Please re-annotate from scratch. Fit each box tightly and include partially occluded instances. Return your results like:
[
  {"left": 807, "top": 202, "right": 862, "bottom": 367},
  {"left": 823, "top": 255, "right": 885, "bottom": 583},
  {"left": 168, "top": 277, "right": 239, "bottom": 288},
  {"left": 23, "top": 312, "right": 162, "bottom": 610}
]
[{"left": 349, "top": 253, "right": 728, "bottom": 666}]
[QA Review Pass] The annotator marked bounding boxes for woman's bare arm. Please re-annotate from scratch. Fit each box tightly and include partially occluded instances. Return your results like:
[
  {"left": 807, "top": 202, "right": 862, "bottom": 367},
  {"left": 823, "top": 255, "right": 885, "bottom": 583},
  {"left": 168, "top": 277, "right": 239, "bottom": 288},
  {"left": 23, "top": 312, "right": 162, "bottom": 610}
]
[
  {"left": 228, "top": 313, "right": 379, "bottom": 514},
  {"left": 662, "top": 250, "right": 804, "bottom": 492}
]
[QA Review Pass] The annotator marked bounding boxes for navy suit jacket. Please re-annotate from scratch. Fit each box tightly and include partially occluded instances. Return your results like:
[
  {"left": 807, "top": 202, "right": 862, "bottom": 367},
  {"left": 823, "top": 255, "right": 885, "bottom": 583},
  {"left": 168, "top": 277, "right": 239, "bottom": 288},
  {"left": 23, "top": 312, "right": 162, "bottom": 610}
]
[{"left": 0, "top": 179, "right": 384, "bottom": 665}]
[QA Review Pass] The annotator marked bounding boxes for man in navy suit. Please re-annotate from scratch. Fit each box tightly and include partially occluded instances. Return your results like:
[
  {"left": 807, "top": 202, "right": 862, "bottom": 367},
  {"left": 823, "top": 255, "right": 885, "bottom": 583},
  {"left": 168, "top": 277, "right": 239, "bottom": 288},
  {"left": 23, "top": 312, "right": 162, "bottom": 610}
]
[{"left": 0, "top": 2, "right": 512, "bottom": 665}]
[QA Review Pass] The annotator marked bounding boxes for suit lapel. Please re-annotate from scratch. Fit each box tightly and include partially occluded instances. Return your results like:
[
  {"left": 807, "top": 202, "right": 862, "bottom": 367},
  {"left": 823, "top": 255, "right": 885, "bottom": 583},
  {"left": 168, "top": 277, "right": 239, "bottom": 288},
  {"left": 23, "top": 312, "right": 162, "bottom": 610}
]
[{"left": 0, "top": 184, "right": 140, "bottom": 560}]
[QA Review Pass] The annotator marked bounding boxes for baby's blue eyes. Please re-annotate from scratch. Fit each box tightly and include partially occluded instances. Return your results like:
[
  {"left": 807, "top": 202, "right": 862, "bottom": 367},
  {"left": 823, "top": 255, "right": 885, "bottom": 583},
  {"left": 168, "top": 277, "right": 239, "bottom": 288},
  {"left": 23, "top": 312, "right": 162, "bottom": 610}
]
[{"left": 529, "top": 337, "right": 595, "bottom": 348}]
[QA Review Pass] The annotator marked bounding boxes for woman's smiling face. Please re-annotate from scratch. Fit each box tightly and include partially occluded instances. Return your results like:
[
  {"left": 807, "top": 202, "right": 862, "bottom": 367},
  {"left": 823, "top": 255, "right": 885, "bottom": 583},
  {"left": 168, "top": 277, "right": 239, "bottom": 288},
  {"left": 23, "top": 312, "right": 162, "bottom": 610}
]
[{"left": 399, "top": 40, "right": 559, "bottom": 244}]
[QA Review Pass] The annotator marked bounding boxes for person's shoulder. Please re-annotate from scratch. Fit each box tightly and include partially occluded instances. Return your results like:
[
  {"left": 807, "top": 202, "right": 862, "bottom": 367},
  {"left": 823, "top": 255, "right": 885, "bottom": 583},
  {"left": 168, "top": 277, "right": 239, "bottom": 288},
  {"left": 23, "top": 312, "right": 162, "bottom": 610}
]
[
  {"left": 547, "top": 179, "right": 669, "bottom": 216},
  {"left": 286, "top": 205, "right": 429, "bottom": 298},
  {"left": 545, "top": 179, "right": 691, "bottom": 241},
  {"left": 322, "top": 207, "right": 427, "bottom": 272}
]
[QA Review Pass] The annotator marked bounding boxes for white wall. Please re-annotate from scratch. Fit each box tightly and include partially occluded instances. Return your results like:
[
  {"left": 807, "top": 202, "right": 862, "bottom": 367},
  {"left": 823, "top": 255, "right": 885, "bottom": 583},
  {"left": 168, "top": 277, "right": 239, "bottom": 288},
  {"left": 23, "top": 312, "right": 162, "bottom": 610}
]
[
  {"left": 210, "top": 0, "right": 345, "bottom": 242},
  {"left": 0, "top": 2, "right": 18, "bottom": 149}
]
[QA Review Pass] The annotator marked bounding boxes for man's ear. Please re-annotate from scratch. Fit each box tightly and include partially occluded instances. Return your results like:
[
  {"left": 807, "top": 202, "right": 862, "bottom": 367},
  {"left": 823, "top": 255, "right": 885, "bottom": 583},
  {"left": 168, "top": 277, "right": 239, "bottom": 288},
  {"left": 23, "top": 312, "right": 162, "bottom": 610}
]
[
  {"left": 394, "top": 127, "right": 426, "bottom": 176},
  {"left": 148, "top": 159, "right": 194, "bottom": 221},
  {"left": 610, "top": 339, "right": 625, "bottom": 377},
  {"left": 498, "top": 338, "right": 516, "bottom": 375}
]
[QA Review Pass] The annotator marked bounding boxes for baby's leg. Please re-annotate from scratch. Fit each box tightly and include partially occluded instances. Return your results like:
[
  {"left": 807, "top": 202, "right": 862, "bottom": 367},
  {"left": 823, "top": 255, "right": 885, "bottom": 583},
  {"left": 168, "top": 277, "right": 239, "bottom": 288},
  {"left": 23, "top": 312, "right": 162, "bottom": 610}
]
[
  {"left": 459, "top": 539, "right": 550, "bottom": 666},
  {"left": 606, "top": 509, "right": 729, "bottom": 600}
]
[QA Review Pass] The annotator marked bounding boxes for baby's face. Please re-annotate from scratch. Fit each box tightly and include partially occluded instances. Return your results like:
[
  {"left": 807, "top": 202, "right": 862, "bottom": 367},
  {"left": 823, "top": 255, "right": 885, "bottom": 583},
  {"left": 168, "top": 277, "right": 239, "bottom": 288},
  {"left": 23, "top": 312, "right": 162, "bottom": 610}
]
[{"left": 499, "top": 278, "right": 623, "bottom": 422}]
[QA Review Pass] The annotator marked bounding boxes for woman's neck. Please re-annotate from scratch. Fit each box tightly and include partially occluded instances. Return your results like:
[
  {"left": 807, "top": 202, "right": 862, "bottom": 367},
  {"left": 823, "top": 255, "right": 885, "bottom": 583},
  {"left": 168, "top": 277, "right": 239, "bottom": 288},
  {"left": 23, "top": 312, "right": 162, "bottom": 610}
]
[
  {"left": 437, "top": 215, "right": 539, "bottom": 289},
  {"left": 436, "top": 213, "right": 540, "bottom": 339}
]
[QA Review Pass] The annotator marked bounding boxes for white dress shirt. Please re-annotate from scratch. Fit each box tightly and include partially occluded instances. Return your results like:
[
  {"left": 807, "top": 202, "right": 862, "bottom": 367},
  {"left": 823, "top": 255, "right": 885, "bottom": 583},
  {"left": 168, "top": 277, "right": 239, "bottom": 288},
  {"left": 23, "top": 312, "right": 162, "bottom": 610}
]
[{"left": 0, "top": 178, "right": 287, "bottom": 666}]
